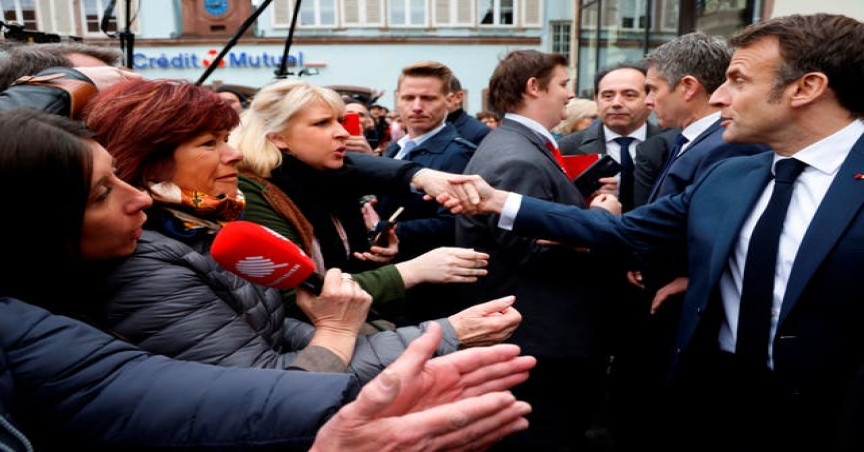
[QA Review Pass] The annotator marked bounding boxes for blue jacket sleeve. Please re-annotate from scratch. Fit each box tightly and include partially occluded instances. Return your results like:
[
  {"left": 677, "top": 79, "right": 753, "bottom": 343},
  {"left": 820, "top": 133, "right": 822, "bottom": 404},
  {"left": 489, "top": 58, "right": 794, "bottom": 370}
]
[{"left": 0, "top": 297, "right": 357, "bottom": 450}]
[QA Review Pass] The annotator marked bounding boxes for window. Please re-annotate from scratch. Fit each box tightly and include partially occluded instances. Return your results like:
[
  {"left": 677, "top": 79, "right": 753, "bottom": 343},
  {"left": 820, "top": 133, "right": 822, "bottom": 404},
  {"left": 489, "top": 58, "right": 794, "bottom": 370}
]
[
  {"left": 81, "top": 0, "right": 116, "bottom": 36},
  {"left": 273, "top": 0, "right": 337, "bottom": 28},
  {"left": 389, "top": 0, "right": 426, "bottom": 27},
  {"left": 1, "top": 0, "right": 38, "bottom": 30},
  {"left": 619, "top": 0, "right": 647, "bottom": 30},
  {"left": 551, "top": 21, "right": 570, "bottom": 58},
  {"left": 343, "top": 0, "right": 384, "bottom": 27},
  {"left": 300, "top": 0, "right": 337, "bottom": 27},
  {"left": 478, "top": 0, "right": 513, "bottom": 26},
  {"left": 433, "top": 0, "right": 473, "bottom": 27}
]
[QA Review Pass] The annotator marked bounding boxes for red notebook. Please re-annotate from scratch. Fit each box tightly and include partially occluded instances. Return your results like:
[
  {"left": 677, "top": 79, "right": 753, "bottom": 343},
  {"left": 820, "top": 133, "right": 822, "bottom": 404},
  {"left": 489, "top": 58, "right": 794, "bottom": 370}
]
[{"left": 560, "top": 154, "right": 601, "bottom": 179}]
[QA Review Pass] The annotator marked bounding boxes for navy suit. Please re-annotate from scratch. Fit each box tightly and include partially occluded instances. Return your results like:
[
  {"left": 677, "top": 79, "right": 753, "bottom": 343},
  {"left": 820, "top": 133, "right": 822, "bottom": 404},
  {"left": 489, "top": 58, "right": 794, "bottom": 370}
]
[
  {"left": 446, "top": 108, "right": 491, "bottom": 146},
  {"left": 648, "top": 119, "right": 768, "bottom": 202},
  {"left": 377, "top": 123, "right": 475, "bottom": 323},
  {"left": 379, "top": 123, "right": 475, "bottom": 260},
  {"left": 509, "top": 134, "right": 864, "bottom": 450}
]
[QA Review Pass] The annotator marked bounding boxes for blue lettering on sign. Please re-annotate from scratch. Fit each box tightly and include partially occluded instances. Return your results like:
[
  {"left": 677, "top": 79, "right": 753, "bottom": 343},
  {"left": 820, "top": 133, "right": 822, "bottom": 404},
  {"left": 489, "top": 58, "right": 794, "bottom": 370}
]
[
  {"left": 133, "top": 52, "right": 202, "bottom": 70},
  {"left": 133, "top": 51, "right": 306, "bottom": 70}
]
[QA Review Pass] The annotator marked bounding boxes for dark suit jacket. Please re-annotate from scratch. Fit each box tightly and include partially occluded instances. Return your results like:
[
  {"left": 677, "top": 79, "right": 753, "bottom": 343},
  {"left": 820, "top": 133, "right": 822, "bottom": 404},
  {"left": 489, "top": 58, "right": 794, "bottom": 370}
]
[
  {"left": 456, "top": 118, "right": 622, "bottom": 358},
  {"left": 647, "top": 118, "right": 768, "bottom": 203},
  {"left": 558, "top": 121, "right": 668, "bottom": 210},
  {"left": 446, "top": 108, "right": 491, "bottom": 146},
  {"left": 641, "top": 120, "right": 767, "bottom": 286},
  {"left": 510, "top": 135, "right": 864, "bottom": 448},
  {"left": 633, "top": 129, "right": 680, "bottom": 207},
  {"left": 378, "top": 123, "right": 475, "bottom": 260}
]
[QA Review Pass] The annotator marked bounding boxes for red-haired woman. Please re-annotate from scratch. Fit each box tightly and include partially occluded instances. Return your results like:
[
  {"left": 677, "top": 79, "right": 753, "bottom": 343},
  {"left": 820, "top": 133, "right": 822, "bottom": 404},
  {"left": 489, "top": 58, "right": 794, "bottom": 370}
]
[{"left": 82, "top": 78, "right": 518, "bottom": 383}]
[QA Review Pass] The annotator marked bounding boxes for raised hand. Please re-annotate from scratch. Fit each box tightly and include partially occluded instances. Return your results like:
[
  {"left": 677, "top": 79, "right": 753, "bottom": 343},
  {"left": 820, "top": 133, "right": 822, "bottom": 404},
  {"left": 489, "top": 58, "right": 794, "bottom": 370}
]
[
  {"left": 395, "top": 247, "right": 489, "bottom": 287},
  {"left": 310, "top": 322, "right": 535, "bottom": 452},
  {"left": 448, "top": 296, "right": 522, "bottom": 348}
]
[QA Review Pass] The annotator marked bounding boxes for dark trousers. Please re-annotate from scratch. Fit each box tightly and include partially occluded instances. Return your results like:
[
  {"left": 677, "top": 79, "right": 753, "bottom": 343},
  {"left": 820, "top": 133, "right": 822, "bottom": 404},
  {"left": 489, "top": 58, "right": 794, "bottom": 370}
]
[
  {"left": 668, "top": 349, "right": 818, "bottom": 452},
  {"left": 493, "top": 355, "right": 606, "bottom": 452}
]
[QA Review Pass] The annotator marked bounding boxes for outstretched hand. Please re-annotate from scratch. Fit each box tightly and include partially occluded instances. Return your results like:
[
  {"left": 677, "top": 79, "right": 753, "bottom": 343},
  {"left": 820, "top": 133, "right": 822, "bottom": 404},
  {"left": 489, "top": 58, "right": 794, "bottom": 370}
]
[{"left": 310, "top": 322, "right": 534, "bottom": 451}]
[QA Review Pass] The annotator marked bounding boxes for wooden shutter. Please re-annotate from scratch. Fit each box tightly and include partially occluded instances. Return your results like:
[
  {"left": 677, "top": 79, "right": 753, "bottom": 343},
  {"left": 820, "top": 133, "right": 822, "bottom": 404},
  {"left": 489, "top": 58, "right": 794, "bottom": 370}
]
[{"left": 522, "top": 0, "right": 541, "bottom": 27}]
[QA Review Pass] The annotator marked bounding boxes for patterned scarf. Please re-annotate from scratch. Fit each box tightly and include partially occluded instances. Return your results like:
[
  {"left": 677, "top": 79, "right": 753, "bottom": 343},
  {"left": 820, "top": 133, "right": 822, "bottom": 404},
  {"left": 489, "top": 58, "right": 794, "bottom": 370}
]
[{"left": 149, "top": 181, "right": 246, "bottom": 233}]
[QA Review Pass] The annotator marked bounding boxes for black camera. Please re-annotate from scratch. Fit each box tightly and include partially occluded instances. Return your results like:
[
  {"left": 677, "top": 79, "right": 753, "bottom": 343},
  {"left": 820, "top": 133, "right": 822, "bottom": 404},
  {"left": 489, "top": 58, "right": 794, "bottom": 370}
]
[{"left": 1, "top": 21, "right": 81, "bottom": 44}]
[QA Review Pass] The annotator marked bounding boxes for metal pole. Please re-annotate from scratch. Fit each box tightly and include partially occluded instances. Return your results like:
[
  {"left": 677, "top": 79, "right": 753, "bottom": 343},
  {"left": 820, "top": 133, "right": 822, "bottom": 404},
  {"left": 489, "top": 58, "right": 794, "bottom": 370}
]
[
  {"left": 196, "top": 0, "right": 274, "bottom": 86},
  {"left": 275, "top": 0, "right": 303, "bottom": 78}
]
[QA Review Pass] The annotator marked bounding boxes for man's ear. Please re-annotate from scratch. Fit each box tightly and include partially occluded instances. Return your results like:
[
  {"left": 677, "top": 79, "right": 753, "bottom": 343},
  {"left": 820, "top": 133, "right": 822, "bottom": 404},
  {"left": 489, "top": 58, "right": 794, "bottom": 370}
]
[
  {"left": 524, "top": 76, "right": 541, "bottom": 98},
  {"left": 789, "top": 72, "right": 829, "bottom": 108},
  {"left": 678, "top": 75, "right": 702, "bottom": 101}
]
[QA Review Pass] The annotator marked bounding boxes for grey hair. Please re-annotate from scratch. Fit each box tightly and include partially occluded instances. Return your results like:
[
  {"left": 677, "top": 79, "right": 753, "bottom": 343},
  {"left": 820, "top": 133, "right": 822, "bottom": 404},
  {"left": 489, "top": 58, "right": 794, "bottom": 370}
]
[{"left": 643, "top": 32, "right": 732, "bottom": 94}]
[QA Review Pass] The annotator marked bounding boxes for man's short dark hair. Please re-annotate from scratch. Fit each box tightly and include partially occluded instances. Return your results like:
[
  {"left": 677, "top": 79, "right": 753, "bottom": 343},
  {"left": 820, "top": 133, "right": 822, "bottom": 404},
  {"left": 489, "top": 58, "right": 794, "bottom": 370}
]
[
  {"left": 488, "top": 50, "right": 568, "bottom": 113},
  {"left": 729, "top": 13, "right": 864, "bottom": 117},
  {"left": 593, "top": 62, "right": 647, "bottom": 96}
]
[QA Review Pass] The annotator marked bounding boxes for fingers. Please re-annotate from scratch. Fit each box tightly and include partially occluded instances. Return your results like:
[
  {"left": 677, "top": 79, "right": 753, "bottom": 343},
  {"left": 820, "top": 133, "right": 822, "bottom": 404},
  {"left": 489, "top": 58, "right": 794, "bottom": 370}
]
[
  {"left": 398, "top": 392, "right": 531, "bottom": 450},
  {"left": 430, "top": 341, "right": 523, "bottom": 375},
  {"left": 466, "top": 296, "right": 516, "bottom": 316},
  {"left": 343, "top": 369, "right": 402, "bottom": 420},
  {"left": 626, "top": 270, "right": 645, "bottom": 289}
]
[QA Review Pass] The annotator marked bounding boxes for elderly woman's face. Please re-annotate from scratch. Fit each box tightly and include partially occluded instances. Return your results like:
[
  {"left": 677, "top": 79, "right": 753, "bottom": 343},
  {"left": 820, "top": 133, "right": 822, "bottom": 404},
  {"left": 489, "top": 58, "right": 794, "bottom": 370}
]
[
  {"left": 171, "top": 130, "right": 243, "bottom": 197},
  {"left": 268, "top": 100, "right": 349, "bottom": 171}
]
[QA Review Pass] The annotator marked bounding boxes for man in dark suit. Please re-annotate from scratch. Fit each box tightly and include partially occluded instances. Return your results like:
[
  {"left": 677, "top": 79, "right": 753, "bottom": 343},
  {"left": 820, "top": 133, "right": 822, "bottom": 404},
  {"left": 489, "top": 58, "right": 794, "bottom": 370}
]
[
  {"left": 443, "top": 13, "right": 864, "bottom": 451},
  {"left": 378, "top": 60, "right": 476, "bottom": 322},
  {"left": 445, "top": 75, "right": 491, "bottom": 146},
  {"left": 456, "top": 49, "right": 620, "bottom": 451},
  {"left": 614, "top": 32, "right": 769, "bottom": 450},
  {"left": 558, "top": 63, "right": 666, "bottom": 212}
]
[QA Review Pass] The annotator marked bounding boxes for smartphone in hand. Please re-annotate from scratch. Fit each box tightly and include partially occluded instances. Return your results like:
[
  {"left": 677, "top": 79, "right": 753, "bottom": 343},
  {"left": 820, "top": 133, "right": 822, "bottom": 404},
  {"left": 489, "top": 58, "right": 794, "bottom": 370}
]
[
  {"left": 343, "top": 112, "right": 362, "bottom": 136},
  {"left": 373, "top": 206, "right": 404, "bottom": 247}
]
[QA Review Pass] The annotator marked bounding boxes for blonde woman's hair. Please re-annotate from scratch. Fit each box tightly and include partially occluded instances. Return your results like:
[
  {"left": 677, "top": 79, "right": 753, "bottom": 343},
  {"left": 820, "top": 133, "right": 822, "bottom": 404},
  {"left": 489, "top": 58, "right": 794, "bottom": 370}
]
[
  {"left": 552, "top": 98, "right": 599, "bottom": 136},
  {"left": 231, "top": 79, "right": 345, "bottom": 177}
]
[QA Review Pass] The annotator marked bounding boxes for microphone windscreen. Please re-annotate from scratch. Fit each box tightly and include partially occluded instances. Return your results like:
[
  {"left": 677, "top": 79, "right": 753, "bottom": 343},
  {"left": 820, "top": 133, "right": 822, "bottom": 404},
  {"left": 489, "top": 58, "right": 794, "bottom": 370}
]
[{"left": 211, "top": 221, "right": 317, "bottom": 290}]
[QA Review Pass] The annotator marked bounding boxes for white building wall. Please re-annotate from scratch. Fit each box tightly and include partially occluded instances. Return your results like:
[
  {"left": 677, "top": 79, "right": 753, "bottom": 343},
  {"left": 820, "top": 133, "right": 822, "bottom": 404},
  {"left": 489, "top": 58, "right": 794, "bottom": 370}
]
[
  {"left": 769, "top": 0, "right": 864, "bottom": 20},
  {"left": 133, "top": 42, "right": 542, "bottom": 113}
]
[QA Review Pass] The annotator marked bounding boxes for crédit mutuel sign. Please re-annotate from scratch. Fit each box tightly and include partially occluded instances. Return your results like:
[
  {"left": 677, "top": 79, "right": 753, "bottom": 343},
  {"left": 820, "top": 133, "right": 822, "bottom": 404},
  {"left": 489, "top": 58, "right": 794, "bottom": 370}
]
[{"left": 133, "top": 49, "right": 323, "bottom": 70}]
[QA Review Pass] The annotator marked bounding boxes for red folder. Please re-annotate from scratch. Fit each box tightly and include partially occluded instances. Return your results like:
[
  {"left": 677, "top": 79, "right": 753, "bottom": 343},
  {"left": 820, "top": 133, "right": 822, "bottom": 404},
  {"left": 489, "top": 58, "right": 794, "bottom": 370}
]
[{"left": 560, "top": 154, "right": 601, "bottom": 179}]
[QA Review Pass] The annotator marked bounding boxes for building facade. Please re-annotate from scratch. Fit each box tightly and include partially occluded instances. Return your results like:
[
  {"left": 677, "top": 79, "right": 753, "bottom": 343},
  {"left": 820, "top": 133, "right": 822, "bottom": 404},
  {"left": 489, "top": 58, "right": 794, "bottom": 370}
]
[{"left": 2, "top": 0, "right": 863, "bottom": 112}]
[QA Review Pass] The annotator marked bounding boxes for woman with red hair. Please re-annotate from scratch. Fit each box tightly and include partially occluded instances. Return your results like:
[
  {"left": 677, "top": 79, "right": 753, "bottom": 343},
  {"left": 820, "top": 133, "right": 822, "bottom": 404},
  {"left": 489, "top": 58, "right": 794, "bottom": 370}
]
[{"left": 82, "top": 78, "right": 520, "bottom": 383}]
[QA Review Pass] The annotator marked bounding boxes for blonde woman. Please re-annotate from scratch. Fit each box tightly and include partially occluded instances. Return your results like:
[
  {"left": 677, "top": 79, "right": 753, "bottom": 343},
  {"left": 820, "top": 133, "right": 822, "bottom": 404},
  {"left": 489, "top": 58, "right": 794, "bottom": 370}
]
[
  {"left": 552, "top": 98, "right": 599, "bottom": 138},
  {"left": 232, "top": 79, "right": 522, "bottom": 346}
]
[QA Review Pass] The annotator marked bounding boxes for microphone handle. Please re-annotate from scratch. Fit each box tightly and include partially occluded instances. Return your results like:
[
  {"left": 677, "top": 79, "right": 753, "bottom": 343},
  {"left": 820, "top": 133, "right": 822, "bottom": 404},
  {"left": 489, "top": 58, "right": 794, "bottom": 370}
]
[{"left": 300, "top": 273, "right": 324, "bottom": 296}]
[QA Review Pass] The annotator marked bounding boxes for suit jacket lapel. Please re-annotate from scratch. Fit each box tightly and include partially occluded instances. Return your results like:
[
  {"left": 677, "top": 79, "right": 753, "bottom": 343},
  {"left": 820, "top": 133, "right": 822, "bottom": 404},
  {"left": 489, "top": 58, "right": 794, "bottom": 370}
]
[
  {"left": 705, "top": 152, "right": 775, "bottom": 290},
  {"left": 501, "top": 119, "right": 563, "bottom": 169},
  {"left": 683, "top": 119, "right": 723, "bottom": 156},
  {"left": 579, "top": 125, "right": 606, "bottom": 155},
  {"left": 780, "top": 135, "right": 864, "bottom": 322}
]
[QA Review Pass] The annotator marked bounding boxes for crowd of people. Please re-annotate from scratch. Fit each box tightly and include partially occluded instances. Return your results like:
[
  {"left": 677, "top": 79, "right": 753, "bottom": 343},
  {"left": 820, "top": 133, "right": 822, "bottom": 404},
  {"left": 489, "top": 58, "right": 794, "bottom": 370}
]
[{"left": 1, "top": 12, "right": 863, "bottom": 452}]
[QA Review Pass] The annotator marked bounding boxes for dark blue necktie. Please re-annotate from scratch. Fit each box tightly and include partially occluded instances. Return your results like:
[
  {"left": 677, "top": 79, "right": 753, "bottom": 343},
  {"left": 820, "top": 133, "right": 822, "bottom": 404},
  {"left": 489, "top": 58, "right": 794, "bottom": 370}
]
[
  {"left": 614, "top": 136, "right": 636, "bottom": 210},
  {"left": 736, "top": 158, "right": 807, "bottom": 366},
  {"left": 648, "top": 133, "right": 689, "bottom": 202}
]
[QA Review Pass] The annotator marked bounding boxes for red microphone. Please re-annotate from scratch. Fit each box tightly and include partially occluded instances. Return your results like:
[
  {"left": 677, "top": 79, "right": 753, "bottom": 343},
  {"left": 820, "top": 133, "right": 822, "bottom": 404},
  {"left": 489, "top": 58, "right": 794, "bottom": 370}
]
[{"left": 211, "top": 221, "right": 323, "bottom": 294}]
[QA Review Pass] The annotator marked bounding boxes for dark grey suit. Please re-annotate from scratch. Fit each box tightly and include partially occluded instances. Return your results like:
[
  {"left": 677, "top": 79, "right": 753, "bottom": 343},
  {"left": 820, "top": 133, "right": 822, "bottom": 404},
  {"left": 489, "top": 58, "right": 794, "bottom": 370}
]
[
  {"left": 558, "top": 121, "right": 668, "bottom": 211},
  {"left": 456, "top": 118, "right": 622, "bottom": 449}
]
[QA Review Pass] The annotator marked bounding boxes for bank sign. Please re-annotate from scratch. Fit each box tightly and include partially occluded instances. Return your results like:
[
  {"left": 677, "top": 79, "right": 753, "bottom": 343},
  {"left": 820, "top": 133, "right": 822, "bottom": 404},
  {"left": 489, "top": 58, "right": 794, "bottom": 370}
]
[{"left": 133, "top": 49, "right": 318, "bottom": 70}]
